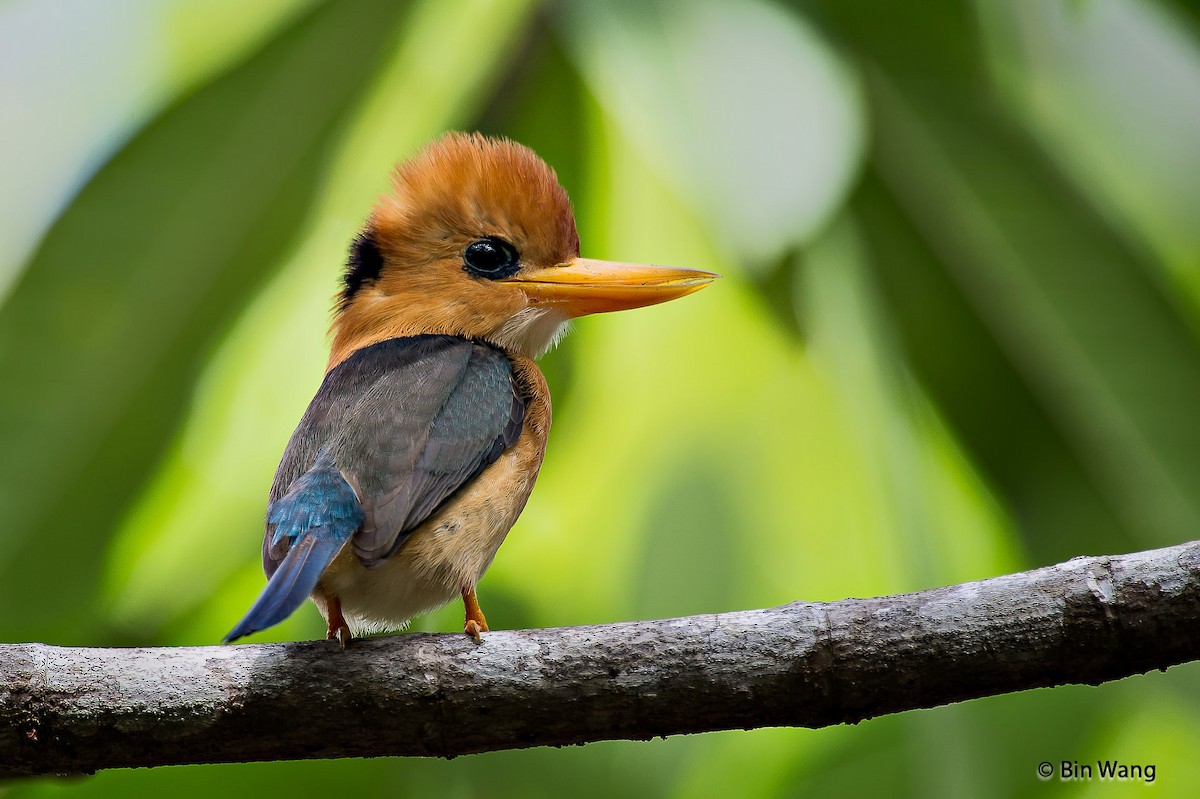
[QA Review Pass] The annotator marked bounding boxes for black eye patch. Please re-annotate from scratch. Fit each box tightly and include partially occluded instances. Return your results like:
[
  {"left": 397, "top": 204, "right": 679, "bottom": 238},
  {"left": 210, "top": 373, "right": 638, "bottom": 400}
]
[{"left": 340, "top": 230, "right": 384, "bottom": 307}]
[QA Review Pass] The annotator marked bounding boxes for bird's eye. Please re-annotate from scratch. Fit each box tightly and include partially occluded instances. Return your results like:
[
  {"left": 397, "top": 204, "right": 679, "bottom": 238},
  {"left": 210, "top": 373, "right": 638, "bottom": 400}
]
[{"left": 463, "top": 237, "right": 521, "bottom": 280}]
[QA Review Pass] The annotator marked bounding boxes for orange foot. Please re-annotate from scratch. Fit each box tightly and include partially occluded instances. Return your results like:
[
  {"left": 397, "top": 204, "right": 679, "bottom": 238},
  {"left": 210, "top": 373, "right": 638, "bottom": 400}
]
[
  {"left": 462, "top": 586, "right": 489, "bottom": 643},
  {"left": 325, "top": 593, "right": 352, "bottom": 651}
]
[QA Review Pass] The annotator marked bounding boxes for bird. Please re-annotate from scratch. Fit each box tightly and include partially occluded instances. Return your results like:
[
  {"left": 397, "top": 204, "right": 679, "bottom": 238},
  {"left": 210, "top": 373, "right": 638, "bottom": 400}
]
[{"left": 223, "top": 132, "right": 717, "bottom": 647}]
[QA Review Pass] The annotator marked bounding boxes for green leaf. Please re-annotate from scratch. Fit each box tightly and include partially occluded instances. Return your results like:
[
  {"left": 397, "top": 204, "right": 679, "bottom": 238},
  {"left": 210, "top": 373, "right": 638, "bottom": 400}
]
[
  {"left": 0, "top": 0, "right": 318, "bottom": 301},
  {"left": 869, "top": 76, "right": 1200, "bottom": 554},
  {"left": 981, "top": 0, "right": 1200, "bottom": 313},
  {"left": 559, "top": 0, "right": 866, "bottom": 267},
  {"left": 0, "top": 0, "right": 411, "bottom": 642}
]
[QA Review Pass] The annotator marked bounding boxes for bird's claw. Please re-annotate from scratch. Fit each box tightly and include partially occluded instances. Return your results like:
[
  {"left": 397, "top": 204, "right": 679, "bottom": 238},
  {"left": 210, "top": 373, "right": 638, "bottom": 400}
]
[
  {"left": 464, "top": 618, "right": 488, "bottom": 643},
  {"left": 327, "top": 624, "right": 351, "bottom": 651},
  {"left": 461, "top": 586, "right": 488, "bottom": 643},
  {"left": 323, "top": 594, "right": 352, "bottom": 651}
]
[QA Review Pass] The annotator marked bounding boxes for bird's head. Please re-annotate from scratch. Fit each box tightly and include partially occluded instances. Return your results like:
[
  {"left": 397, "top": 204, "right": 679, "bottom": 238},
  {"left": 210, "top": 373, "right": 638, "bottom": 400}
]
[{"left": 329, "top": 132, "right": 717, "bottom": 368}]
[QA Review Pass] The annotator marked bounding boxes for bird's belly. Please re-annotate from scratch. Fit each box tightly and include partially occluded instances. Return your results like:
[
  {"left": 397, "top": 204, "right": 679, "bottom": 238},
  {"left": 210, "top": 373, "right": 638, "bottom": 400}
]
[{"left": 316, "top": 443, "right": 541, "bottom": 636}]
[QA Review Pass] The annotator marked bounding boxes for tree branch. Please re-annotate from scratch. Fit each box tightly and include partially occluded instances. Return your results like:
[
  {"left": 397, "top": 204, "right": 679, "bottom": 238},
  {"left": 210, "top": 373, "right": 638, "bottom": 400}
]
[{"left": 3, "top": 542, "right": 1200, "bottom": 777}]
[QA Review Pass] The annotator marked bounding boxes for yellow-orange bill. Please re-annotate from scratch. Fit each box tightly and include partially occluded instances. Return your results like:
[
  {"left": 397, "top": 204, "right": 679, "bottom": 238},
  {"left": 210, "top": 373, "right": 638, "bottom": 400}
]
[{"left": 505, "top": 258, "right": 719, "bottom": 317}]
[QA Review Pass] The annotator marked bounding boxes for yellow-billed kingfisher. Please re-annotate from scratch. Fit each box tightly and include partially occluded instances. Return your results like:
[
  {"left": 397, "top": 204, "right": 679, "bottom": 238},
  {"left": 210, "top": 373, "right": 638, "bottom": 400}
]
[{"left": 224, "top": 132, "right": 716, "bottom": 646}]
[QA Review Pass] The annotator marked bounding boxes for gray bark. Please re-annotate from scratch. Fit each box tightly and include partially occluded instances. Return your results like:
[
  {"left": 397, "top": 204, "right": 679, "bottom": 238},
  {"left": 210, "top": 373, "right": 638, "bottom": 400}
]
[{"left": 3, "top": 541, "right": 1200, "bottom": 777}]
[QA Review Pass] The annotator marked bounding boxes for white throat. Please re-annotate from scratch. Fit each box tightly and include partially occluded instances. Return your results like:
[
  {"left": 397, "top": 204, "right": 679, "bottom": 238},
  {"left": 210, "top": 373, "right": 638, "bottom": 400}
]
[{"left": 489, "top": 306, "right": 571, "bottom": 358}]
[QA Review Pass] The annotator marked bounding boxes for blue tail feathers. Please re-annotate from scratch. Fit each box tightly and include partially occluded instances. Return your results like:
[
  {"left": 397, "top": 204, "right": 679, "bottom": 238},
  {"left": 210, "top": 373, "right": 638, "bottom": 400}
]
[
  {"left": 223, "top": 536, "right": 345, "bottom": 642},
  {"left": 224, "top": 450, "right": 364, "bottom": 643}
]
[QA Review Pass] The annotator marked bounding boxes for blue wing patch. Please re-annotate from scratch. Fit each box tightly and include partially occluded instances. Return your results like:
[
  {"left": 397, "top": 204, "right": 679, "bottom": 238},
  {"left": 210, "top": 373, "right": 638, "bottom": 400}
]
[{"left": 267, "top": 449, "right": 365, "bottom": 550}]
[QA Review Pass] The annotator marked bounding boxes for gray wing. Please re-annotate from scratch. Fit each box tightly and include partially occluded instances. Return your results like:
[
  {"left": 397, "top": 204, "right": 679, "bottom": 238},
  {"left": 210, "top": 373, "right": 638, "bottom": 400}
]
[{"left": 265, "top": 335, "right": 524, "bottom": 573}]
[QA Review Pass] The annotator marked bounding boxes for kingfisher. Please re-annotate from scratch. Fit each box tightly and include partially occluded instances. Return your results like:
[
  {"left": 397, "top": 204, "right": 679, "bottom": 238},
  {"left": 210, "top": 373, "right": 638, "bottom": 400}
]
[{"left": 224, "top": 133, "right": 716, "bottom": 646}]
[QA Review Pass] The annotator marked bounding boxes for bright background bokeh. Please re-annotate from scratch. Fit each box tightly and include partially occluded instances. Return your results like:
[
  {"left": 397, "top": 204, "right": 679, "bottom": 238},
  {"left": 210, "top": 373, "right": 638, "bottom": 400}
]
[{"left": 3, "top": 0, "right": 1199, "bottom": 795}]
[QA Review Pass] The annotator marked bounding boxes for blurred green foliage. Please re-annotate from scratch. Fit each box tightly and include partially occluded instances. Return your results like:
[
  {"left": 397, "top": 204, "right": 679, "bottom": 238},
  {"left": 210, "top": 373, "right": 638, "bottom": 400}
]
[{"left": 3, "top": 0, "right": 1200, "bottom": 795}]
